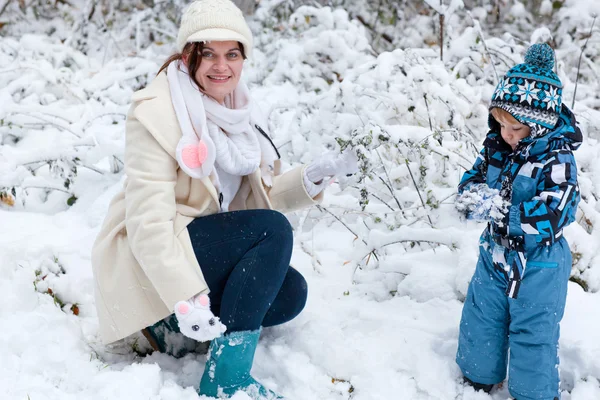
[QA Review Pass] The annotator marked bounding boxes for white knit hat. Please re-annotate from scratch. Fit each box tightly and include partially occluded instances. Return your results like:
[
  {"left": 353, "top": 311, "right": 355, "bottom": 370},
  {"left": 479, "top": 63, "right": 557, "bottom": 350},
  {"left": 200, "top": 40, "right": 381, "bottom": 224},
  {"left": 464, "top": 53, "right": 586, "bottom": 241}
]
[{"left": 176, "top": 0, "right": 253, "bottom": 57}]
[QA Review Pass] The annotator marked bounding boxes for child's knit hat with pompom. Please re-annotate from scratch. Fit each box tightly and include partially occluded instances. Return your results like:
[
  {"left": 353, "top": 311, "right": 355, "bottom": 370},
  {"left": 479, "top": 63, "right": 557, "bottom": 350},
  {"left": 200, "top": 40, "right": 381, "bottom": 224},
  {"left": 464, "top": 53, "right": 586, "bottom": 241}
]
[{"left": 490, "top": 43, "right": 562, "bottom": 129}]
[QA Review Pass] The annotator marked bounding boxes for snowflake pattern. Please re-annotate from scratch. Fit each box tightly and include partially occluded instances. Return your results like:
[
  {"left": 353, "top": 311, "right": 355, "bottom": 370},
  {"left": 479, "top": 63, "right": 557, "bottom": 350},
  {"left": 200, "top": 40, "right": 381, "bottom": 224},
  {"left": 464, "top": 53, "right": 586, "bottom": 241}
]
[
  {"left": 517, "top": 80, "right": 539, "bottom": 104},
  {"left": 494, "top": 79, "right": 512, "bottom": 101},
  {"left": 546, "top": 87, "right": 561, "bottom": 111},
  {"left": 495, "top": 79, "right": 557, "bottom": 111},
  {"left": 490, "top": 44, "right": 564, "bottom": 130}
]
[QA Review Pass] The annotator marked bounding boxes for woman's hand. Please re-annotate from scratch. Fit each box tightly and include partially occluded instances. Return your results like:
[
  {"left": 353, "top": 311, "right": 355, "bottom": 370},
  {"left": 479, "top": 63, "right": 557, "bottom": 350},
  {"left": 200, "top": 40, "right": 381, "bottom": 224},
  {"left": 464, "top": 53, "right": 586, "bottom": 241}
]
[
  {"left": 306, "top": 148, "right": 359, "bottom": 184},
  {"left": 174, "top": 294, "right": 227, "bottom": 342}
]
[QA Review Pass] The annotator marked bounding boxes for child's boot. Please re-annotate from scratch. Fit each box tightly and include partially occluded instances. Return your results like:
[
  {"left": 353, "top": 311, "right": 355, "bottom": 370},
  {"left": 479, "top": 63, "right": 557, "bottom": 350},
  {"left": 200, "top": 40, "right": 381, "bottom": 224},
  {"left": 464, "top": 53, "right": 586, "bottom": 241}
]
[
  {"left": 464, "top": 376, "right": 494, "bottom": 393},
  {"left": 199, "top": 328, "right": 282, "bottom": 399}
]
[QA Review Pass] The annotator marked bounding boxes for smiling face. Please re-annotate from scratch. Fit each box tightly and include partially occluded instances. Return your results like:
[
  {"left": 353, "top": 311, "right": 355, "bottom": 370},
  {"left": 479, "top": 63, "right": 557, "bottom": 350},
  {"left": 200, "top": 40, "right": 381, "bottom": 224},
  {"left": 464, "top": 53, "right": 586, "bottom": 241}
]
[
  {"left": 491, "top": 107, "right": 531, "bottom": 150},
  {"left": 184, "top": 40, "right": 245, "bottom": 104}
]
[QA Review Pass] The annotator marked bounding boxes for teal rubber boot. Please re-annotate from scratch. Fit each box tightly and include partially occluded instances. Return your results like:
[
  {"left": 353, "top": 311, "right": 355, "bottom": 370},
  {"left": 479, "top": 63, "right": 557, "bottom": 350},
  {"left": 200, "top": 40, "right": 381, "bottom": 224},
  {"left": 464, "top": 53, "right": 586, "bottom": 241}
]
[{"left": 199, "top": 329, "right": 283, "bottom": 399}]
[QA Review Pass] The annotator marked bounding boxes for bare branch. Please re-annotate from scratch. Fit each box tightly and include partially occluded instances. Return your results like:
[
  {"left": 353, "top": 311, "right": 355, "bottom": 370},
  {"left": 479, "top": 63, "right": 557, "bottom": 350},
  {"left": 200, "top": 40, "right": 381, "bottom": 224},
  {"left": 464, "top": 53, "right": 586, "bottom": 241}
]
[
  {"left": 375, "top": 148, "right": 404, "bottom": 213},
  {"left": 466, "top": 11, "right": 500, "bottom": 83},
  {"left": 316, "top": 204, "right": 380, "bottom": 262},
  {"left": 572, "top": 16, "right": 597, "bottom": 109},
  {"left": 404, "top": 159, "right": 434, "bottom": 226}
]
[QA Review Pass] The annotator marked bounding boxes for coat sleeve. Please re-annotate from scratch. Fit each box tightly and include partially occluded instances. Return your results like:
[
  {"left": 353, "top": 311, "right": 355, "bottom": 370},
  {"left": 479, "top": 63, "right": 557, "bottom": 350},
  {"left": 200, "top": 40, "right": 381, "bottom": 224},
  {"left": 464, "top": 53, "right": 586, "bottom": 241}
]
[
  {"left": 508, "top": 149, "right": 579, "bottom": 240},
  {"left": 267, "top": 165, "right": 324, "bottom": 213},
  {"left": 124, "top": 109, "right": 208, "bottom": 309},
  {"left": 458, "top": 147, "right": 488, "bottom": 193}
]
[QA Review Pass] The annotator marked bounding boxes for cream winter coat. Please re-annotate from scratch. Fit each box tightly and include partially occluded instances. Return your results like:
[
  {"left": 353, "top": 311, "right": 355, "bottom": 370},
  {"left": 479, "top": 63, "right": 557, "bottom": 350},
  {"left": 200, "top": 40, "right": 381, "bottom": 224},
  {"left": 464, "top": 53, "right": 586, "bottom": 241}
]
[{"left": 92, "top": 72, "right": 322, "bottom": 344}]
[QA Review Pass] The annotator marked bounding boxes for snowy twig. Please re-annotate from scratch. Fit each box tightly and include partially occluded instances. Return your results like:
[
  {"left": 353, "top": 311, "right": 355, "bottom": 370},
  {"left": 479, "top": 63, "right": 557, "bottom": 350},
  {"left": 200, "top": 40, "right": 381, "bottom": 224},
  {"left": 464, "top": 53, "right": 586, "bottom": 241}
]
[
  {"left": 354, "top": 14, "right": 393, "bottom": 51},
  {"left": 486, "top": 47, "right": 517, "bottom": 69},
  {"left": 148, "top": 25, "right": 178, "bottom": 40},
  {"left": 572, "top": 15, "right": 597, "bottom": 109},
  {"left": 0, "top": 0, "right": 10, "bottom": 18},
  {"left": 439, "top": 1, "right": 444, "bottom": 61},
  {"left": 4, "top": 109, "right": 72, "bottom": 124},
  {"left": 316, "top": 205, "right": 361, "bottom": 243},
  {"left": 375, "top": 148, "right": 404, "bottom": 213},
  {"left": 7, "top": 113, "right": 81, "bottom": 138},
  {"left": 357, "top": 237, "right": 455, "bottom": 267},
  {"left": 80, "top": 164, "right": 105, "bottom": 175},
  {"left": 404, "top": 159, "right": 434, "bottom": 226},
  {"left": 349, "top": 184, "right": 395, "bottom": 212},
  {"left": 422, "top": 0, "right": 464, "bottom": 60},
  {"left": 316, "top": 205, "right": 379, "bottom": 262},
  {"left": 582, "top": 54, "right": 600, "bottom": 81},
  {"left": 427, "top": 147, "right": 472, "bottom": 171},
  {"left": 364, "top": 239, "right": 454, "bottom": 255},
  {"left": 82, "top": 113, "right": 126, "bottom": 131},
  {"left": 300, "top": 240, "right": 322, "bottom": 268},
  {"left": 22, "top": 185, "right": 71, "bottom": 194},
  {"left": 376, "top": 176, "right": 402, "bottom": 211},
  {"left": 423, "top": 94, "right": 433, "bottom": 131},
  {"left": 22, "top": 159, "right": 63, "bottom": 167},
  {"left": 98, "top": 12, "right": 125, "bottom": 62},
  {"left": 369, "top": 187, "right": 396, "bottom": 212},
  {"left": 111, "top": 156, "right": 124, "bottom": 174},
  {"left": 392, "top": 192, "right": 456, "bottom": 212},
  {"left": 466, "top": 11, "right": 499, "bottom": 83}
]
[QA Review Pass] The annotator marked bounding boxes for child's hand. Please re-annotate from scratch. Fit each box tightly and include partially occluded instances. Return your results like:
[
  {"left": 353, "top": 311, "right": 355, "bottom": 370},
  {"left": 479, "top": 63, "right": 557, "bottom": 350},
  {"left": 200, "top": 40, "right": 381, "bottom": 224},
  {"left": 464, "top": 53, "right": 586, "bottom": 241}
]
[
  {"left": 174, "top": 294, "right": 227, "bottom": 342},
  {"left": 455, "top": 184, "right": 510, "bottom": 225}
]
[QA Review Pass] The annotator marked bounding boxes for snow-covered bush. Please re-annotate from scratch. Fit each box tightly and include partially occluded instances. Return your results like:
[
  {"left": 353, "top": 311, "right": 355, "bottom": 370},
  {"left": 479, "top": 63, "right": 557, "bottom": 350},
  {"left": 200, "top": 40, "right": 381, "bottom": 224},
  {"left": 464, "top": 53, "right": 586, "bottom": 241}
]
[
  {"left": 0, "top": 34, "right": 162, "bottom": 211},
  {"left": 1, "top": 0, "right": 600, "bottom": 291},
  {"left": 3, "top": 1, "right": 600, "bottom": 398},
  {"left": 248, "top": 1, "right": 600, "bottom": 293},
  {"left": 0, "top": 0, "right": 186, "bottom": 56}
]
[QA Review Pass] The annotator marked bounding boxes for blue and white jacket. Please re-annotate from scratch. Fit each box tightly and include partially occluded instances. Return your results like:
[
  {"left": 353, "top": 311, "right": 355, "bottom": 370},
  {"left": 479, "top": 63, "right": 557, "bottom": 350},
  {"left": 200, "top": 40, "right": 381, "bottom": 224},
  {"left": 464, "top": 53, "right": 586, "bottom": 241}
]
[{"left": 459, "top": 105, "right": 582, "bottom": 246}]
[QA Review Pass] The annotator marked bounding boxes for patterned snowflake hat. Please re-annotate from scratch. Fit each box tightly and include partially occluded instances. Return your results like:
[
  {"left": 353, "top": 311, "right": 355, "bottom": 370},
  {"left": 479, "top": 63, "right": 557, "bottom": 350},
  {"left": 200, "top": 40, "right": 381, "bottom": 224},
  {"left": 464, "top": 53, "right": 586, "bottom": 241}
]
[{"left": 490, "top": 43, "right": 562, "bottom": 130}]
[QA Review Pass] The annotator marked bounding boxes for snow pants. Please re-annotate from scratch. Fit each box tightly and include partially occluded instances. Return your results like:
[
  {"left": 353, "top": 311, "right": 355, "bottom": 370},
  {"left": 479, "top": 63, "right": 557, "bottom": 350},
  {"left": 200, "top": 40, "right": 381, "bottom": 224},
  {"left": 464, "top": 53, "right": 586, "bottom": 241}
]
[{"left": 456, "top": 231, "right": 571, "bottom": 400}]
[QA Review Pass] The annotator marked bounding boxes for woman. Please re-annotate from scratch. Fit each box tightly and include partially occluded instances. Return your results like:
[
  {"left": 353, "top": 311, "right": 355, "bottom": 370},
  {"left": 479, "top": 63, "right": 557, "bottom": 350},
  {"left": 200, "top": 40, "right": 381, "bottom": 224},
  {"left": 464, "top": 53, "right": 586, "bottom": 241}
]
[{"left": 91, "top": 0, "right": 356, "bottom": 399}]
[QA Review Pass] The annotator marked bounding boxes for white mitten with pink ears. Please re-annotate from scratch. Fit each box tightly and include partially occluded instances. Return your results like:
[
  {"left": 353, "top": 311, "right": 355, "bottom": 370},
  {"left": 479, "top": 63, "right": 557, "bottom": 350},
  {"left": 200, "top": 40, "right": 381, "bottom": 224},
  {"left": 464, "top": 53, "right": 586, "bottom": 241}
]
[{"left": 174, "top": 294, "right": 227, "bottom": 342}]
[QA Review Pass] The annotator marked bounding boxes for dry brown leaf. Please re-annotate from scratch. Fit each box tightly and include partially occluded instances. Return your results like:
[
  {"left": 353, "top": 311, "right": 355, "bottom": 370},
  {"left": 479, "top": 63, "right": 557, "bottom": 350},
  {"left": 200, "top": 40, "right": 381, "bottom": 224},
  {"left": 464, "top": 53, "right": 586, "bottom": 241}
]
[{"left": 0, "top": 193, "right": 15, "bottom": 207}]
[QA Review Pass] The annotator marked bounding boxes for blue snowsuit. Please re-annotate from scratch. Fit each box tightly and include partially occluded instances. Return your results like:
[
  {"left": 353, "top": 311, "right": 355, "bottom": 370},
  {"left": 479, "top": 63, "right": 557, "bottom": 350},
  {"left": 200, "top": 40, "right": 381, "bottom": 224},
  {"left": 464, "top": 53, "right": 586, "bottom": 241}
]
[{"left": 456, "top": 105, "right": 582, "bottom": 400}]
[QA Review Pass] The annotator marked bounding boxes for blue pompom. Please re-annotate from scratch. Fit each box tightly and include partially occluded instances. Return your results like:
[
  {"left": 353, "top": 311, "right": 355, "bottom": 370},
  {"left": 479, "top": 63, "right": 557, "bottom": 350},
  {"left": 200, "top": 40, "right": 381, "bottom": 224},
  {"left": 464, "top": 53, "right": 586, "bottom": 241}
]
[{"left": 524, "top": 43, "right": 555, "bottom": 71}]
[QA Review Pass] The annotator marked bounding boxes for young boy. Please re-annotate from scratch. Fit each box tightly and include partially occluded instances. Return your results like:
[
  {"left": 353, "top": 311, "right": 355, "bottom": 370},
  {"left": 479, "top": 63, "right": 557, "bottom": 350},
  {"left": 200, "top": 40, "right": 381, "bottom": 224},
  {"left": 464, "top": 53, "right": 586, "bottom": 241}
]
[{"left": 454, "top": 43, "right": 582, "bottom": 400}]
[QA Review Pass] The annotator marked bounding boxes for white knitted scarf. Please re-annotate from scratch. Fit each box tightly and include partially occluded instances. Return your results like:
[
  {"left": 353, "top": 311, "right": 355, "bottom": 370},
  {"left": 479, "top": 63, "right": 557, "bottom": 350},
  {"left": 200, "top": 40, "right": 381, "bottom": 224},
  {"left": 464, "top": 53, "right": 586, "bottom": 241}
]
[{"left": 167, "top": 61, "right": 277, "bottom": 186}]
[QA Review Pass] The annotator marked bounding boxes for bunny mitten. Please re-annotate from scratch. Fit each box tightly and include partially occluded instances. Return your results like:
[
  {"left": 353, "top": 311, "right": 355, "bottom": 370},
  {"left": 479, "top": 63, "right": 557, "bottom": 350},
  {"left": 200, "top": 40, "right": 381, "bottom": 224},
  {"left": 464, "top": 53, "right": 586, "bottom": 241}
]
[{"left": 174, "top": 294, "right": 227, "bottom": 342}]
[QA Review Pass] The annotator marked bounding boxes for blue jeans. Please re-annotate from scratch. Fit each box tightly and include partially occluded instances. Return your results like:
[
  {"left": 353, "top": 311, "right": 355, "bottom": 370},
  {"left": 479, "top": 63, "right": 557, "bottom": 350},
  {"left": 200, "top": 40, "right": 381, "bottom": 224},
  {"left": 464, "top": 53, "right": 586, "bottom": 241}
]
[
  {"left": 456, "top": 231, "right": 571, "bottom": 400},
  {"left": 187, "top": 209, "right": 308, "bottom": 332}
]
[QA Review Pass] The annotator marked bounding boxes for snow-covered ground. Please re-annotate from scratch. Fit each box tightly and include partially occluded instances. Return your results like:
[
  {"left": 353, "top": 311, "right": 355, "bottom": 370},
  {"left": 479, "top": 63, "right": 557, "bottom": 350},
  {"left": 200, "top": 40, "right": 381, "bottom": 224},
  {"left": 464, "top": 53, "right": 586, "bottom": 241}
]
[
  {"left": 1, "top": 0, "right": 600, "bottom": 399},
  {"left": 2, "top": 180, "right": 600, "bottom": 400}
]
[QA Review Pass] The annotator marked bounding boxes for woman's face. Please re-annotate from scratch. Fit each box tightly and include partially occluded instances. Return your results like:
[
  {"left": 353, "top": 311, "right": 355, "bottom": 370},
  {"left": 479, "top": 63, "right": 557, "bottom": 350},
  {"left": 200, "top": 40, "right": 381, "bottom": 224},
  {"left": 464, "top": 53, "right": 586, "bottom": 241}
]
[{"left": 189, "top": 41, "right": 244, "bottom": 104}]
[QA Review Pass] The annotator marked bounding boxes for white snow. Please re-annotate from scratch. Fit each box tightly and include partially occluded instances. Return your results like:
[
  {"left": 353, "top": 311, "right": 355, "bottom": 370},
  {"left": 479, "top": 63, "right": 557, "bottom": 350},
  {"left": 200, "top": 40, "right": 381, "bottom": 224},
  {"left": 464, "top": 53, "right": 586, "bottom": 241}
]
[{"left": 1, "top": 0, "right": 600, "bottom": 399}]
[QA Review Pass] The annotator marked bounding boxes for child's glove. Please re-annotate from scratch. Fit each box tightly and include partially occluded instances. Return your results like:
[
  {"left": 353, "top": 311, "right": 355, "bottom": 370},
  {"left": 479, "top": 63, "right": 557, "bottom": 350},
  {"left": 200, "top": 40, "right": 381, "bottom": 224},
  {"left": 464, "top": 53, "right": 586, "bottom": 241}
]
[
  {"left": 174, "top": 294, "right": 227, "bottom": 342},
  {"left": 305, "top": 148, "right": 359, "bottom": 184},
  {"left": 455, "top": 183, "right": 510, "bottom": 226}
]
